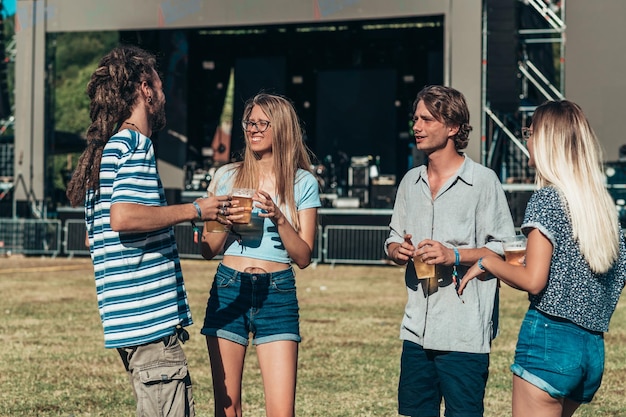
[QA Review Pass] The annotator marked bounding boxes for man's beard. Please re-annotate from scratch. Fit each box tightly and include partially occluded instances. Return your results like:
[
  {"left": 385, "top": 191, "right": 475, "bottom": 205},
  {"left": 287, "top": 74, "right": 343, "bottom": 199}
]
[{"left": 149, "top": 102, "right": 167, "bottom": 132}]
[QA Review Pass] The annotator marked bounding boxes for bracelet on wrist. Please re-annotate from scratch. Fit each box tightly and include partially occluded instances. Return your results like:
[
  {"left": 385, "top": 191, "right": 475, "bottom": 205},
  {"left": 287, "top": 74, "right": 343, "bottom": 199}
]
[
  {"left": 192, "top": 201, "right": 202, "bottom": 221},
  {"left": 453, "top": 247, "right": 460, "bottom": 266},
  {"left": 477, "top": 257, "right": 486, "bottom": 272}
]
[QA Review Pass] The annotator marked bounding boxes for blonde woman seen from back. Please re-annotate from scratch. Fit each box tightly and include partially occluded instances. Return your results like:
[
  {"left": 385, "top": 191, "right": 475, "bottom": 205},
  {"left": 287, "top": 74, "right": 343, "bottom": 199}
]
[{"left": 458, "top": 100, "right": 626, "bottom": 417}]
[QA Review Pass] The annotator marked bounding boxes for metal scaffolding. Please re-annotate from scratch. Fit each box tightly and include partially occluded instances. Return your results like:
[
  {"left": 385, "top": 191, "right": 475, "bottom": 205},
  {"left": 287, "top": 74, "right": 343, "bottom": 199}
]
[{"left": 482, "top": 0, "right": 566, "bottom": 183}]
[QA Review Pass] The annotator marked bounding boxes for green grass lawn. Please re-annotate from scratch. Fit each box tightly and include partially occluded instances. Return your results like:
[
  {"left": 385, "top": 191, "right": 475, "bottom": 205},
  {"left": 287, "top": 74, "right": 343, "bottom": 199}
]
[{"left": 1, "top": 257, "right": 625, "bottom": 416}]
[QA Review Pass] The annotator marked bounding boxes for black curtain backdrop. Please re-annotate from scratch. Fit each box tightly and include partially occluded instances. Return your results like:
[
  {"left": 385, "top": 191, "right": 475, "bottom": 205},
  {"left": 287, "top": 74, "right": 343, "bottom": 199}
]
[
  {"left": 232, "top": 56, "right": 287, "bottom": 159},
  {"left": 315, "top": 69, "right": 397, "bottom": 175}
]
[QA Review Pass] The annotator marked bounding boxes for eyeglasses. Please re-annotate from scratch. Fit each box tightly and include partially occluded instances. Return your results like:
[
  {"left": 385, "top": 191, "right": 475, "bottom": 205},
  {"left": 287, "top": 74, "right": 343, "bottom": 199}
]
[
  {"left": 242, "top": 120, "right": 271, "bottom": 133},
  {"left": 521, "top": 127, "right": 533, "bottom": 140}
]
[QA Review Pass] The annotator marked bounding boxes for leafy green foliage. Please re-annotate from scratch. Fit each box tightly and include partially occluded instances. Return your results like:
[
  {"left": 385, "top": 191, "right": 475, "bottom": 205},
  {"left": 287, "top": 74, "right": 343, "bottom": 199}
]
[
  {"left": 52, "top": 32, "right": 119, "bottom": 136},
  {"left": 50, "top": 32, "right": 119, "bottom": 201}
]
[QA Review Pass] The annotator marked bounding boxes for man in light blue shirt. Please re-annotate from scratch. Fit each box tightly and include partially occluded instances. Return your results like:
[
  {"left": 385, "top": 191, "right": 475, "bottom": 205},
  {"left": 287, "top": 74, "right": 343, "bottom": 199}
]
[{"left": 385, "top": 85, "right": 515, "bottom": 417}]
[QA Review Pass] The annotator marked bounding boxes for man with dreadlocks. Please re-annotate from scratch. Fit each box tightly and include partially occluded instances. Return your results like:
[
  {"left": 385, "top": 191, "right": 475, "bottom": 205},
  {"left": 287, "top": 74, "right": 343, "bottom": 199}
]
[{"left": 66, "top": 45, "right": 236, "bottom": 417}]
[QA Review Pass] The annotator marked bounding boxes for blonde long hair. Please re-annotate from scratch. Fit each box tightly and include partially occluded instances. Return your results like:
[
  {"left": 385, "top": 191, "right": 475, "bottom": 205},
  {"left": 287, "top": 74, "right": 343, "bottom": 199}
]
[
  {"left": 233, "top": 93, "right": 314, "bottom": 231},
  {"left": 531, "top": 100, "right": 619, "bottom": 273}
]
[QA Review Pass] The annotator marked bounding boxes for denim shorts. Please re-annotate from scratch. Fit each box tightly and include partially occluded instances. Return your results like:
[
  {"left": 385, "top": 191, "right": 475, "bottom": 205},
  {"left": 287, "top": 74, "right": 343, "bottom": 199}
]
[
  {"left": 201, "top": 263, "right": 301, "bottom": 346},
  {"left": 398, "top": 340, "right": 489, "bottom": 417},
  {"left": 511, "top": 308, "right": 605, "bottom": 403}
]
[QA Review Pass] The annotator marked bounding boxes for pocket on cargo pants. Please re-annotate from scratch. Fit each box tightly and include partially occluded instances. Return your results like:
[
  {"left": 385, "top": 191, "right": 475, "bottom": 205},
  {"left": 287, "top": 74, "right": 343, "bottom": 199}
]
[
  {"left": 137, "top": 362, "right": 194, "bottom": 417},
  {"left": 126, "top": 335, "right": 195, "bottom": 417}
]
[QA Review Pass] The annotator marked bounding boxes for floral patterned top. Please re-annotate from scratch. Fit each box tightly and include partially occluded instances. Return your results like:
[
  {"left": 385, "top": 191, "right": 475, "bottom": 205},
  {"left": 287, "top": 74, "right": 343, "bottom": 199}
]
[{"left": 522, "top": 186, "right": 626, "bottom": 332}]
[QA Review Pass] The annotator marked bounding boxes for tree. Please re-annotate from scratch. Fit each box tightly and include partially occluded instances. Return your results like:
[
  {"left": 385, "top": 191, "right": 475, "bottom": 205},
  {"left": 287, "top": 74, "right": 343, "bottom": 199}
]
[
  {"left": 50, "top": 31, "right": 119, "bottom": 204},
  {"left": 52, "top": 31, "right": 119, "bottom": 136}
]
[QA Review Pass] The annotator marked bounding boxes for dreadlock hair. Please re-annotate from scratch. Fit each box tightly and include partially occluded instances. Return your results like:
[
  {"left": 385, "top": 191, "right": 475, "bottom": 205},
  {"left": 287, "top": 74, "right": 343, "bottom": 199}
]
[{"left": 65, "top": 45, "right": 158, "bottom": 207}]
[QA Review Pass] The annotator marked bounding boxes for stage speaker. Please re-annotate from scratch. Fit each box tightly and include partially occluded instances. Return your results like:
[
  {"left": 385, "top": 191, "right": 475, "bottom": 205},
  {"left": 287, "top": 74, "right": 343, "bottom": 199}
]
[
  {"left": 0, "top": 142, "right": 13, "bottom": 177},
  {"left": 348, "top": 166, "right": 369, "bottom": 187},
  {"left": 486, "top": 0, "right": 519, "bottom": 113},
  {"left": 371, "top": 184, "right": 397, "bottom": 209}
]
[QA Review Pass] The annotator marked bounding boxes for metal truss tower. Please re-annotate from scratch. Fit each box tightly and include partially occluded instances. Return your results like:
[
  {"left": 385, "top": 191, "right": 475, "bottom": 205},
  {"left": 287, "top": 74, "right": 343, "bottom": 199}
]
[{"left": 481, "top": 0, "right": 566, "bottom": 184}]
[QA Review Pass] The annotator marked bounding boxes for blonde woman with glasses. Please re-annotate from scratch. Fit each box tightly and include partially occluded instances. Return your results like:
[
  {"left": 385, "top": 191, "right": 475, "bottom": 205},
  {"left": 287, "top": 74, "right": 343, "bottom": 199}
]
[{"left": 199, "top": 92, "right": 321, "bottom": 417}]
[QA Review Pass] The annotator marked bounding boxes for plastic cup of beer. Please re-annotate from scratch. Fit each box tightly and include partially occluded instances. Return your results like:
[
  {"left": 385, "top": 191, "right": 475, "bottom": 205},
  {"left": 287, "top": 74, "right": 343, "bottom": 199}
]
[
  {"left": 204, "top": 192, "right": 227, "bottom": 233},
  {"left": 204, "top": 217, "right": 227, "bottom": 233},
  {"left": 231, "top": 188, "right": 255, "bottom": 224},
  {"left": 414, "top": 255, "right": 437, "bottom": 295},
  {"left": 503, "top": 235, "right": 527, "bottom": 266},
  {"left": 414, "top": 255, "right": 435, "bottom": 278}
]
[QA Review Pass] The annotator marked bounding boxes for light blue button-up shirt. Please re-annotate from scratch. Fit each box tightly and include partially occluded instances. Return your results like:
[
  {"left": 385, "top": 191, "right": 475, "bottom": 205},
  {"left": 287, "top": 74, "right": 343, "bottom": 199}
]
[{"left": 385, "top": 155, "right": 515, "bottom": 353}]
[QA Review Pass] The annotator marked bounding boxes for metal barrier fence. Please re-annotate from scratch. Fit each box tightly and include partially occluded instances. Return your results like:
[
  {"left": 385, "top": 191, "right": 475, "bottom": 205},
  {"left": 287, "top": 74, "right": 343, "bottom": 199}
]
[
  {"left": 4, "top": 218, "right": 389, "bottom": 264},
  {"left": 323, "top": 225, "right": 390, "bottom": 265},
  {"left": 174, "top": 223, "right": 204, "bottom": 259},
  {"left": 0, "top": 143, "right": 13, "bottom": 177},
  {"left": 0, "top": 218, "right": 62, "bottom": 256},
  {"left": 62, "top": 221, "right": 215, "bottom": 260},
  {"left": 64, "top": 219, "right": 89, "bottom": 257},
  {"left": 61, "top": 221, "right": 329, "bottom": 262}
]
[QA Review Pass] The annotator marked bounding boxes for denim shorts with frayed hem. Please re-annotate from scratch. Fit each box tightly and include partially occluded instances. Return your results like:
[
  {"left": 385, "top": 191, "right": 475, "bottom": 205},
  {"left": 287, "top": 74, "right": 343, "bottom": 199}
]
[
  {"left": 511, "top": 308, "right": 605, "bottom": 403},
  {"left": 201, "top": 263, "right": 301, "bottom": 346}
]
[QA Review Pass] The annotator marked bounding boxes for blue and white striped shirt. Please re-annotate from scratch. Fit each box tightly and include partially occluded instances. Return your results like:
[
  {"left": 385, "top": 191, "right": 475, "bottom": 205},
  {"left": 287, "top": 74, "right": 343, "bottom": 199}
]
[{"left": 85, "top": 129, "right": 192, "bottom": 349}]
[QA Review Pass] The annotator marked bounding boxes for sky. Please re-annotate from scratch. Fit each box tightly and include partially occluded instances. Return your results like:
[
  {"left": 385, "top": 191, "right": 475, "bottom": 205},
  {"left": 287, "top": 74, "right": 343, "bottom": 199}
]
[{"left": 2, "top": 0, "right": 15, "bottom": 17}]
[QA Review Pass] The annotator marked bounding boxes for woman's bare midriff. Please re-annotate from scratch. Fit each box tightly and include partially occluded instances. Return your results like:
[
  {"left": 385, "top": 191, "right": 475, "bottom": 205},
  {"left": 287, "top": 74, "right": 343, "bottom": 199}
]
[{"left": 221, "top": 255, "right": 290, "bottom": 273}]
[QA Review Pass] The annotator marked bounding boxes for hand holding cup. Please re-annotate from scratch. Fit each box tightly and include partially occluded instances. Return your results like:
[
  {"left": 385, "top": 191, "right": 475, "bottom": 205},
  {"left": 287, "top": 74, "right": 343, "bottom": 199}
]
[
  {"left": 255, "top": 190, "right": 286, "bottom": 225},
  {"left": 201, "top": 192, "right": 232, "bottom": 233},
  {"left": 230, "top": 188, "right": 255, "bottom": 224}
]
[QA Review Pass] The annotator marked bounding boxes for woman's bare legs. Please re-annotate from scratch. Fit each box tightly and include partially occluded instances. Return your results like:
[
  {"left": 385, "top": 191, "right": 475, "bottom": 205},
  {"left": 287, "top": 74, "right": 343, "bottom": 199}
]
[
  {"left": 207, "top": 336, "right": 247, "bottom": 417},
  {"left": 256, "top": 340, "right": 298, "bottom": 417},
  {"left": 512, "top": 375, "right": 581, "bottom": 417}
]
